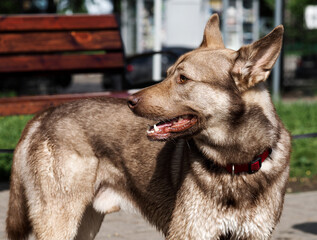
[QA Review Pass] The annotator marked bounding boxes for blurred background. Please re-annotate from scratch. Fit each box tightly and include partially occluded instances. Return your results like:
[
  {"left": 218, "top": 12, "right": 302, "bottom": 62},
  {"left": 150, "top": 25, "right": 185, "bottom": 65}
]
[
  {"left": 0, "top": 0, "right": 317, "bottom": 96},
  {"left": 0, "top": 0, "right": 317, "bottom": 191}
]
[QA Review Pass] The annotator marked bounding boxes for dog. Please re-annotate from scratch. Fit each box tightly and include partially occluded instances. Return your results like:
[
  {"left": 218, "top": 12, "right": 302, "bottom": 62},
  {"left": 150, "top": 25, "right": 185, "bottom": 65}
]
[{"left": 6, "top": 14, "right": 291, "bottom": 240}]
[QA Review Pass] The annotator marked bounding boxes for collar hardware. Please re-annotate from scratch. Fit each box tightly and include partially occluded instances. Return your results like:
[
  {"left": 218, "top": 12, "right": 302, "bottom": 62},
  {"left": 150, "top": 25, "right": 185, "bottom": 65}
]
[
  {"left": 225, "top": 148, "right": 272, "bottom": 176},
  {"left": 248, "top": 157, "right": 262, "bottom": 174}
]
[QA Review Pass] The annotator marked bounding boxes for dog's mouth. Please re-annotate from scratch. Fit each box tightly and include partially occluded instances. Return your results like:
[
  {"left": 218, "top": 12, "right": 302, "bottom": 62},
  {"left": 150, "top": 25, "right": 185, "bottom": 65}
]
[{"left": 147, "top": 114, "right": 198, "bottom": 140}]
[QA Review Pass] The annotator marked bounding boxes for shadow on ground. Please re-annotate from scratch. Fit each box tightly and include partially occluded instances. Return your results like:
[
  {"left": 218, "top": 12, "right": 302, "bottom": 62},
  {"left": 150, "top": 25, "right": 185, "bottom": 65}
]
[{"left": 293, "top": 222, "right": 317, "bottom": 235}]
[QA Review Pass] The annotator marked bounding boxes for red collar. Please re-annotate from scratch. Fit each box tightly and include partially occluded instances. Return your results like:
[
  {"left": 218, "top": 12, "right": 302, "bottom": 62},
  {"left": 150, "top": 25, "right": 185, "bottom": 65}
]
[{"left": 225, "top": 149, "right": 272, "bottom": 175}]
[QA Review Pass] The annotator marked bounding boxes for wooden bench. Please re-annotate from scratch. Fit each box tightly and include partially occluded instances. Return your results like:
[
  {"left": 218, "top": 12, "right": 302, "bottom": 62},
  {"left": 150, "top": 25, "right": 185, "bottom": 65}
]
[{"left": 0, "top": 14, "right": 128, "bottom": 116}]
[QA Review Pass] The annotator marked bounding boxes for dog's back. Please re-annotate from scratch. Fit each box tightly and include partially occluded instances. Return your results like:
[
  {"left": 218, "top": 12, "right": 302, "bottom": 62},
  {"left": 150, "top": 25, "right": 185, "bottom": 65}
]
[{"left": 6, "top": 98, "right": 157, "bottom": 240}]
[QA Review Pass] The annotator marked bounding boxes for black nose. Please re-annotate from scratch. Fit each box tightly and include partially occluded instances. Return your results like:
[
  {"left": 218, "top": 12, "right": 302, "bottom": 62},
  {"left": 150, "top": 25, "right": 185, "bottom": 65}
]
[{"left": 128, "top": 95, "right": 140, "bottom": 109}]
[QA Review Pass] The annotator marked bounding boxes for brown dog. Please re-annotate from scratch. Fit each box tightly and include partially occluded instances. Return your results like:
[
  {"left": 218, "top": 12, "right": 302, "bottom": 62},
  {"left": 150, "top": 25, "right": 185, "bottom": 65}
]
[{"left": 7, "top": 14, "right": 291, "bottom": 240}]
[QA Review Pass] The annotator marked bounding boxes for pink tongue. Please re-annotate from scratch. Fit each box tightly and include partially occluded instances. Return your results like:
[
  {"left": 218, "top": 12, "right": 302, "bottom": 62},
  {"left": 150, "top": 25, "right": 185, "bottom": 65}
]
[
  {"left": 155, "top": 117, "right": 192, "bottom": 133},
  {"left": 172, "top": 118, "right": 191, "bottom": 128},
  {"left": 147, "top": 115, "right": 197, "bottom": 139}
]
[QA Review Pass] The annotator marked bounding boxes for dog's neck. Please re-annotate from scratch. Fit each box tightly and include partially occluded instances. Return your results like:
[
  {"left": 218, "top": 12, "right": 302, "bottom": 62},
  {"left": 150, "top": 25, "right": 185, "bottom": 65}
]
[{"left": 194, "top": 84, "right": 279, "bottom": 166}]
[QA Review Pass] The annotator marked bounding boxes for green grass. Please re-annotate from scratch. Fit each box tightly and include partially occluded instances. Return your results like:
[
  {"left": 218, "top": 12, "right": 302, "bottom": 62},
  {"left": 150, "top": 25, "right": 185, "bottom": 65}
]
[
  {"left": 0, "top": 91, "right": 16, "bottom": 98},
  {"left": 0, "top": 101, "right": 316, "bottom": 181},
  {"left": 0, "top": 115, "right": 33, "bottom": 180},
  {"left": 275, "top": 101, "right": 317, "bottom": 178}
]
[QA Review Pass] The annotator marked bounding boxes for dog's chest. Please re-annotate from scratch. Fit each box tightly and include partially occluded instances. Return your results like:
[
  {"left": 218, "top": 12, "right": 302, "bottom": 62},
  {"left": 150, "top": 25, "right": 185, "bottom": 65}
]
[{"left": 167, "top": 166, "right": 277, "bottom": 239}]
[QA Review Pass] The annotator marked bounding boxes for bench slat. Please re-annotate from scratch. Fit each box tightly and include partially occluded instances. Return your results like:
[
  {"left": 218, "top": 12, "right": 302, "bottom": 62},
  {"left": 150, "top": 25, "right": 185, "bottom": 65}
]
[
  {"left": 0, "top": 92, "right": 130, "bottom": 116},
  {"left": 0, "top": 14, "right": 127, "bottom": 117},
  {"left": 0, "top": 14, "right": 119, "bottom": 31},
  {"left": 0, "top": 53, "right": 124, "bottom": 73},
  {"left": 0, "top": 31, "right": 122, "bottom": 54}
]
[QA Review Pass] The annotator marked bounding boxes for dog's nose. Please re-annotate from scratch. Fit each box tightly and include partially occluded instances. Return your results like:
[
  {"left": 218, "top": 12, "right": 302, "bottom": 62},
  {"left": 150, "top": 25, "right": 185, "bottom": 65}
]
[{"left": 128, "top": 95, "right": 140, "bottom": 109}]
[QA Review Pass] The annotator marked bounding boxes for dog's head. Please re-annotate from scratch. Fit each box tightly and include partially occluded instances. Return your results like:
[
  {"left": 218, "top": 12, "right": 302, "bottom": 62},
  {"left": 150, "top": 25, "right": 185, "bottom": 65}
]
[{"left": 128, "top": 14, "right": 283, "bottom": 142}]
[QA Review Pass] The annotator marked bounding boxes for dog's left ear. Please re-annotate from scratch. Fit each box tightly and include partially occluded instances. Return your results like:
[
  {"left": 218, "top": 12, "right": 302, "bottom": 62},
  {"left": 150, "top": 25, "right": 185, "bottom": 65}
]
[
  {"left": 200, "top": 14, "right": 225, "bottom": 49},
  {"left": 231, "top": 25, "right": 284, "bottom": 92}
]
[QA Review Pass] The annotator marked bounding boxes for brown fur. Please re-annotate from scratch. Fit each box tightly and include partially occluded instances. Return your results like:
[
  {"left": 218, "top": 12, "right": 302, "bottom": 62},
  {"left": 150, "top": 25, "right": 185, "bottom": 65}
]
[{"left": 7, "top": 14, "right": 291, "bottom": 240}]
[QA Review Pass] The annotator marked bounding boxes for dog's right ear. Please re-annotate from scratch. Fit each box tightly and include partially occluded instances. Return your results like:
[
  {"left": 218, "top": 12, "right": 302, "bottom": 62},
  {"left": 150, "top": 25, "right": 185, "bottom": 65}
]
[
  {"left": 231, "top": 25, "right": 284, "bottom": 92},
  {"left": 200, "top": 14, "right": 225, "bottom": 49}
]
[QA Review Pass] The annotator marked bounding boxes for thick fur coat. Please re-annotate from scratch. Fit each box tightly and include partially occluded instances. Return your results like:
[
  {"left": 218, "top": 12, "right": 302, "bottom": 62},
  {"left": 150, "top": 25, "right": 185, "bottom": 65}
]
[{"left": 7, "top": 14, "right": 291, "bottom": 240}]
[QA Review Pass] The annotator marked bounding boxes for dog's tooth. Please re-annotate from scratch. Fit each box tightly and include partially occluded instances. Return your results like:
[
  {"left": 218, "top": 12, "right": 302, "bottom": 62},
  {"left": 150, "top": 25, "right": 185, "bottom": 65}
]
[
  {"left": 154, "top": 124, "right": 159, "bottom": 132},
  {"left": 178, "top": 117, "right": 183, "bottom": 122},
  {"left": 147, "top": 129, "right": 155, "bottom": 134}
]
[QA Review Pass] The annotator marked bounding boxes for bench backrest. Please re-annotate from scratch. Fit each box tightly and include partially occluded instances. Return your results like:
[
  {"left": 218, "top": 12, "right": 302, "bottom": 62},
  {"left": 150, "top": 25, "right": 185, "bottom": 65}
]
[
  {"left": 0, "top": 14, "right": 125, "bottom": 75},
  {"left": 0, "top": 14, "right": 128, "bottom": 117}
]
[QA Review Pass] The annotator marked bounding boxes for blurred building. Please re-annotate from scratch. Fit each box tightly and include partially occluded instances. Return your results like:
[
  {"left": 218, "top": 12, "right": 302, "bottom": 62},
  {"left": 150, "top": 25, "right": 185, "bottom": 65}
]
[
  {"left": 121, "top": 0, "right": 260, "bottom": 54},
  {"left": 221, "top": 0, "right": 259, "bottom": 50}
]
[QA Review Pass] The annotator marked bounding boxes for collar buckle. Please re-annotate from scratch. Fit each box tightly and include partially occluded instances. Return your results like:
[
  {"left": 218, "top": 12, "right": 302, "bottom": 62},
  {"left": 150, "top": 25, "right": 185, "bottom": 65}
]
[{"left": 248, "top": 157, "right": 262, "bottom": 174}]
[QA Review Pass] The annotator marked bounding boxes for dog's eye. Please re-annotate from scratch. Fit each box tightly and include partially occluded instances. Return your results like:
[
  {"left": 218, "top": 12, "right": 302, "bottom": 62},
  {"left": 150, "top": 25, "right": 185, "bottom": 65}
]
[{"left": 178, "top": 74, "right": 189, "bottom": 84}]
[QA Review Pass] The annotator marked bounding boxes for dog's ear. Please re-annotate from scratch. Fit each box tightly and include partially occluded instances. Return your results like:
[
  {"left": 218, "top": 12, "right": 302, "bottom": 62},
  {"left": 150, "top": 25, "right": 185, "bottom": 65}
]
[
  {"left": 200, "top": 14, "right": 225, "bottom": 49},
  {"left": 231, "top": 25, "right": 284, "bottom": 92}
]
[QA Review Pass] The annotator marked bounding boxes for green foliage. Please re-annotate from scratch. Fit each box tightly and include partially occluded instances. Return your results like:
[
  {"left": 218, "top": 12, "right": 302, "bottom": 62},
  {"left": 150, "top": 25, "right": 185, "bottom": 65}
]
[
  {"left": 58, "top": 0, "right": 88, "bottom": 13},
  {"left": 0, "top": 0, "right": 88, "bottom": 14},
  {"left": 284, "top": 0, "right": 317, "bottom": 55},
  {"left": 0, "top": 0, "right": 21, "bottom": 14},
  {"left": 264, "top": 0, "right": 317, "bottom": 55},
  {"left": 263, "top": 0, "right": 275, "bottom": 10},
  {"left": 287, "top": 0, "right": 314, "bottom": 18}
]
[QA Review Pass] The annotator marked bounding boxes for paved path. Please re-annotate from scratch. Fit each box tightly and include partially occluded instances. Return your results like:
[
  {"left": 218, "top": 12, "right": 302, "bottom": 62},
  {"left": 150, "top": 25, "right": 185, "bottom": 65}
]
[{"left": 1, "top": 182, "right": 316, "bottom": 240}]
